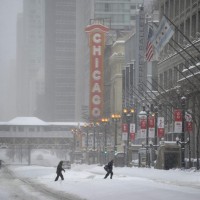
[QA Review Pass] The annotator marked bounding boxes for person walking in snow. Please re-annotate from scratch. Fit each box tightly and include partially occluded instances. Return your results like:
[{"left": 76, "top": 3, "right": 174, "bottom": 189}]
[
  {"left": 104, "top": 160, "right": 114, "bottom": 179},
  {"left": 55, "top": 161, "right": 65, "bottom": 181}
]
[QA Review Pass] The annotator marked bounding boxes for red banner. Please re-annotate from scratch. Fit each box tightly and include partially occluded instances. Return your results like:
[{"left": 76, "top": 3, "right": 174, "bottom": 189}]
[
  {"left": 157, "top": 117, "right": 164, "bottom": 138},
  {"left": 148, "top": 116, "right": 155, "bottom": 128},
  {"left": 174, "top": 109, "right": 182, "bottom": 122},
  {"left": 130, "top": 133, "right": 135, "bottom": 141},
  {"left": 186, "top": 121, "right": 192, "bottom": 132},
  {"left": 158, "top": 128, "right": 164, "bottom": 138},
  {"left": 140, "top": 118, "right": 146, "bottom": 129},
  {"left": 122, "top": 123, "right": 128, "bottom": 133}
]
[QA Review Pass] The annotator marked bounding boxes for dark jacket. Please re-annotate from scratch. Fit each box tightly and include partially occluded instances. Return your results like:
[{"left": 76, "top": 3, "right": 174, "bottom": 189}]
[
  {"left": 56, "top": 161, "right": 65, "bottom": 174},
  {"left": 107, "top": 160, "right": 113, "bottom": 171}
]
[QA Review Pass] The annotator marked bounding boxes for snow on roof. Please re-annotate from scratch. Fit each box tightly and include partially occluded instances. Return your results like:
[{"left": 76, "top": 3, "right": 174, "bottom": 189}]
[
  {"left": 113, "top": 40, "right": 125, "bottom": 46},
  {"left": 8, "top": 117, "right": 48, "bottom": 126},
  {"left": 0, "top": 117, "right": 86, "bottom": 126}
]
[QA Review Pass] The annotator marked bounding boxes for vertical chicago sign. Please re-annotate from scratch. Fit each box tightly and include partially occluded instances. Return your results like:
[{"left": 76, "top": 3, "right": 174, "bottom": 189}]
[{"left": 85, "top": 24, "right": 109, "bottom": 121}]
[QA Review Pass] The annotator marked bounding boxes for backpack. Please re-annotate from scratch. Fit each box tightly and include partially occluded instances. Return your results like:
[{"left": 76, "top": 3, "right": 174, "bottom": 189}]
[{"left": 104, "top": 165, "right": 109, "bottom": 172}]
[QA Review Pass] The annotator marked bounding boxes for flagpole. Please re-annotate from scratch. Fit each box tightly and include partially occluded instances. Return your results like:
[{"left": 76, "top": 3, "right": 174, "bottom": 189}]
[{"left": 164, "top": 14, "right": 200, "bottom": 56}]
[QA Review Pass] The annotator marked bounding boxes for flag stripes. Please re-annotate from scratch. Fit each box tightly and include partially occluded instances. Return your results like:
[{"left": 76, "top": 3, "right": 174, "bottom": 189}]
[
  {"left": 146, "top": 40, "right": 153, "bottom": 61},
  {"left": 146, "top": 26, "right": 153, "bottom": 62}
]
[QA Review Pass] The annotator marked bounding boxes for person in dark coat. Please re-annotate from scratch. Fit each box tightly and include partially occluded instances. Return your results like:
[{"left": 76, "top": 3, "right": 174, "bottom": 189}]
[
  {"left": 104, "top": 160, "right": 114, "bottom": 179},
  {"left": 55, "top": 161, "right": 65, "bottom": 181}
]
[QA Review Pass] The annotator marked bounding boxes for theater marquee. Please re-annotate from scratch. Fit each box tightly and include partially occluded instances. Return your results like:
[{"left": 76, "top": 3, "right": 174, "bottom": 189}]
[{"left": 85, "top": 24, "right": 109, "bottom": 121}]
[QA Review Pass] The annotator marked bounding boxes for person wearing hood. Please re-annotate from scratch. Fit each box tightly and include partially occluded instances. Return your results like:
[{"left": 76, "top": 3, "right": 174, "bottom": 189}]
[
  {"left": 104, "top": 160, "right": 114, "bottom": 179},
  {"left": 55, "top": 161, "right": 65, "bottom": 181}
]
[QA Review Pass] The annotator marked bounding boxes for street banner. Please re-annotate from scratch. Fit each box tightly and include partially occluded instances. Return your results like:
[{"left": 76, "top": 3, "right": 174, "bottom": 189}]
[
  {"left": 174, "top": 109, "right": 182, "bottom": 133},
  {"left": 185, "top": 111, "right": 192, "bottom": 132},
  {"left": 140, "top": 118, "right": 146, "bottom": 138},
  {"left": 130, "top": 133, "right": 135, "bottom": 141},
  {"left": 174, "top": 109, "right": 182, "bottom": 121},
  {"left": 122, "top": 123, "right": 128, "bottom": 141},
  {"left": 130, "top": 123, "right": 135, "bottom": 134},
  {"left": 186, "top": 121, "right": 192, "bottom": 132},
  {"left": 140, "top": 118, "right": 146, "bottom": 129},
  {"left": 185, "top": 111, "right": 192, "bottom": 122},
  {"left": 148, "top": 116, "right": 155, "bottom": 138},
  {"left": 157, "top": 117, "right": 164, "bottom": 138},
  {"left": 85, "top": 24, "right": 109, "bottom": 121},
  {"left": 122, "top": 132, "right": 128, "bottom": 141},
  {"left": 122, "top": 123, "right": 128, "bottom": 132}
]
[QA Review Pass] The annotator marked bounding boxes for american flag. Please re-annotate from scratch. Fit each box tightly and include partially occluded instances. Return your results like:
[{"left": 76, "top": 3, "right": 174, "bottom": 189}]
[{"left": 146, "top": 26, "right": 153, "bottom": 62}]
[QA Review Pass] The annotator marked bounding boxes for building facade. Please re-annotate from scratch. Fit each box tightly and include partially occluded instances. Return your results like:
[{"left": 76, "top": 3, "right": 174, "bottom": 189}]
[{"left": 157, "top": 0, "right": 200, "bottom": 159}]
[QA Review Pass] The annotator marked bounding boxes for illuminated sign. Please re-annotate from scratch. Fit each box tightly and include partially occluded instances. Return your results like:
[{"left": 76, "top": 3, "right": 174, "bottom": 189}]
[{"left": 85, "top": 24, "right": 109, "bottom": 120}]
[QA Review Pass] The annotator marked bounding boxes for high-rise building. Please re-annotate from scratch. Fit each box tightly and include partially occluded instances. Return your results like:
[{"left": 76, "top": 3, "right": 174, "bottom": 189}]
[
  {"left": 43, "top": 0, "right": 76, "bottom": 122},
  {"left": 17, "top": 0, "right": 45, "bottom": 117},
  {"left": 17, "top": 0, "right": 77, "bottom": 122},
  {"left": 76, "top": 0, "right": 94, "bottom": 122},
  {"left": 94, "top": 0, "right": 144, "bottom": 30}
]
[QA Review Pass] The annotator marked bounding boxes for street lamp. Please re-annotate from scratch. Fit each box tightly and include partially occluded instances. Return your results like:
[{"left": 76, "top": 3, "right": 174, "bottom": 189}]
[
  {"left": 101, "top": 117, "right": 109, "bottom": 164},
  {"left": 111, "top": 114, "right": 121, "bottom": 154},
  {"left": 71, "top": 128, "right": 78, "bottom": 163},
  {"left": 153, "top": 106, "right": 158, "bottom": 147},
  {"left": 90, "top": 122, "right": 100, "bottom": 164},
  {"left": 139, "top": 105, "right": 150, "bottom": 167},
  {"left": 123, "top": 108, "right": 134, "bottom": 166},
  {"left": 176, "top": 136, "right": 190, "bottom": 168},
  {"left": 83, "top": 123, "right": 90, "bottom": 164},
  {"left": 181, "top": 96, "right": 186, "bottom": 168}
]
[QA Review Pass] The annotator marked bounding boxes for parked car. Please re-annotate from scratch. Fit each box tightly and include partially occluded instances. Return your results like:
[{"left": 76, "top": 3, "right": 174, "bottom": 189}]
[{"left": 62, "top": 161, "right": 71, "bottom": 169}]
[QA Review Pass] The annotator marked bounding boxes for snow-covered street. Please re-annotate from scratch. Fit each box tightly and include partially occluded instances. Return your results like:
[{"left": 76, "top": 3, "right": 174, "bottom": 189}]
[{"left": 0, "top": 163, "right": 200, "bottom": 200}]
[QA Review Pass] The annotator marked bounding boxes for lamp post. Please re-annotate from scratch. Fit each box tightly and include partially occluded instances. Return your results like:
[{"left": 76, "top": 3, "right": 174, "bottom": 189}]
[
  {"left": 101, "top": 117, "right": 109, "bottom": 164},
  {"left": 83, "top": 123, "right": 90, "bottom": 164},
  {"left": 176, "top": 136, "right": 190, "bottom": 168},
  {"left": 111, "top": 114, "right": 121, "bottom": 154},
  {"left": 71, "top": 128, "right": 77, "bottom": 163},
  {"left": 91, "top": 122, "right": 99, "bottom": 164},
  {"left": 154, "top": 106, "right": 158, "bottom": 147},
  {"left": 139, "top": 105, "right": 150, "bottom": 168},
  {"left": 181, "top": 96, "right": 186, "bottom": 168},
  {"left": 123, "top": 108, "right": 134, "bottom": 167}
]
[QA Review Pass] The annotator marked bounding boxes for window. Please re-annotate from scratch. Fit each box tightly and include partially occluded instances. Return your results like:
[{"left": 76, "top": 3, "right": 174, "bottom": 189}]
[
  {"left": 191, "top": 14, "right": 197, "bottom": 37},
  {"left": 105, "top": 3, "right": 109, "bottom": 12},
  {"left": 18, "top": 126, "right": 24, "bottom": 132},
  {"left": 164, "top": 71, "right": 168, "bottom": 89},
  {"left": 173, "top": 67, "right": 178, "bottom": 85},
  {"left": 168, "top": 69, "right": 172, "bottom": 88},
  {"left": 29, "top": 127, "right": 35, "bottom": 132},
  {"left": 159, "top": 73, "right": 164, "bottom": 88}
]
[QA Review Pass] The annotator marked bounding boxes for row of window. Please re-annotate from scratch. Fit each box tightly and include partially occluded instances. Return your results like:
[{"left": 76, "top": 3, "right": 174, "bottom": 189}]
[
  {"left": 159, "top": 57, "right": 200, "bottom": 90},
  {"left": 0, "top": 126, "right": 72, "bottom": 132},
  {"left": 162, "top": 0, "right": 199, "bottom": 20}
]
